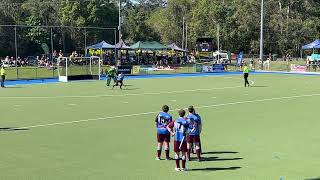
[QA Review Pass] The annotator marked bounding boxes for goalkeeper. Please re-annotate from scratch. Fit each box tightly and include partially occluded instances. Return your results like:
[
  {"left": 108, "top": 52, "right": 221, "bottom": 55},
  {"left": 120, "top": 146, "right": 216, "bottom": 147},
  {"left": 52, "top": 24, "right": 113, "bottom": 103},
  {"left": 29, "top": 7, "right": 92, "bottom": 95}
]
[{"left": 106, "top": 67, "right": 117, "bottom": 86}]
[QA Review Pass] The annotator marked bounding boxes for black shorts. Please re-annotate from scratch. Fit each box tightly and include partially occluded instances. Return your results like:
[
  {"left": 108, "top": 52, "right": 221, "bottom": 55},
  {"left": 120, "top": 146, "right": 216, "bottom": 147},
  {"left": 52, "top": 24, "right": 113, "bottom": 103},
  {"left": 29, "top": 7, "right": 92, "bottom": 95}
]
[{"left": 244, "top": 73, "right": 249, "bottom": 78}]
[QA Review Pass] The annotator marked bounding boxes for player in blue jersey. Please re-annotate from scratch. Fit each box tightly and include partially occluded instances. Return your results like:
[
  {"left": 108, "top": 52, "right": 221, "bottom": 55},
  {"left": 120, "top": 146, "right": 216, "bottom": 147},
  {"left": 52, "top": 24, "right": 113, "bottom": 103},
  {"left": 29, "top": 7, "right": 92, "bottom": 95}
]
[
  {"left": 112, "top": 72, "right": 124, "bottom": 89},
  {"left": 167, "top": 109, "right": 189, "bottom": 172},
  {"left": 155, "top": 105, "right": 173, "bottom": 160},
  {"left": 186, "top": 106, "right": 202, "bottom": 161}
]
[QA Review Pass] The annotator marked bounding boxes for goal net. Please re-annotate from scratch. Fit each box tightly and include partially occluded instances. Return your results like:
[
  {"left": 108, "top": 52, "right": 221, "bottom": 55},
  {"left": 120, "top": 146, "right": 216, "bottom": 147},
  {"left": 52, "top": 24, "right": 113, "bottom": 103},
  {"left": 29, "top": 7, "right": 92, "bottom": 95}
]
[{"left": 57, "top": 56, "right": 101, "bottom": 82}]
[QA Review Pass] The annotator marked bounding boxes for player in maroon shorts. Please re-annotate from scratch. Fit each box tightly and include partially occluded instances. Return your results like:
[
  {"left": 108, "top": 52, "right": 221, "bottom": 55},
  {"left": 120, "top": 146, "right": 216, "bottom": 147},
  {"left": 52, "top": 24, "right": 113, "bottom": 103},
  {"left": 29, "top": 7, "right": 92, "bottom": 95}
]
[
  {"left": 155, "top": 105, "right": 173, "bottom": 160},
  {"left": 167, "top": 109, "right": 189, "bottom": 171},
  {"left": 186, "top": 106, "right": 202, "bottom": 161}
]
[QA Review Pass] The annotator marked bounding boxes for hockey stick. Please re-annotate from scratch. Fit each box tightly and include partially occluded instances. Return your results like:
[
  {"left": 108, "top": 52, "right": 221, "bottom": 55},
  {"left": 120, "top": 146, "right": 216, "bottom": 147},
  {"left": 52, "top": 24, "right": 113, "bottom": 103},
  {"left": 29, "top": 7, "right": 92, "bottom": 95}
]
[{"left": 179, "top": 136, "right": 185, "bottom": 150}]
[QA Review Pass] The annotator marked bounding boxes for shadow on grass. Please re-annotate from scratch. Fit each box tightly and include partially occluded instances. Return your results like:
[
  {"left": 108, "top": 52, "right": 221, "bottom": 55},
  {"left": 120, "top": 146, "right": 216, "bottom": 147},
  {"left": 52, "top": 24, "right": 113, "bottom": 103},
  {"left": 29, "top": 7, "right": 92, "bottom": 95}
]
[
  {"left": 3, "top": 86, "right": 24, "bottom": 88},
  {"left": 202, "top": 151, "right": 239, "bottom": 155},
  {"left": 110, "top": 87, "right": 140, "bottom": 90},
  {"left": 250, "top": 85, "right": 268, "bottom": 88},
  {"left": 305, "top": 178, "right": 320, "bottom": 180},
  {"left": 201, "top": 157, "right": 243, "bottom": 162},
  {"left": 190, "top": 167, "right": 241, "bottom": 171},
  {"left": 0, "top": 127, "right": 29, "bottom": 131},
  {"left": 122, "top": 88, "right": 140, "bottom": 91},
  {"left": 123, "top": 84, "right": 134, "bottom": 87}
]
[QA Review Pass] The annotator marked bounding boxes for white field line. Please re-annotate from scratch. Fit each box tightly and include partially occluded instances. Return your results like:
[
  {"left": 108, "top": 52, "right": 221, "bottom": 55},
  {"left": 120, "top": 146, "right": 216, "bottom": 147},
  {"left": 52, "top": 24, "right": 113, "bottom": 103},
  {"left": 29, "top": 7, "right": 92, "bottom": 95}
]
[
  {"left": 0, "top": 86, "right": 242, "bottom": 99},
  {"left": 20, "top": 93, "right": 320, "bottom": 129}
]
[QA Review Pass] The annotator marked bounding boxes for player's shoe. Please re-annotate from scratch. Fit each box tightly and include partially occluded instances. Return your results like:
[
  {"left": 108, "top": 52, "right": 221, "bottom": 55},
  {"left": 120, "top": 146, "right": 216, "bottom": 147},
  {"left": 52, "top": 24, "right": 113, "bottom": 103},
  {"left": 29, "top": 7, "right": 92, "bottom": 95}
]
[
  {"left": 165, "top": 157, "right": 172, "bottom": 160},
  {"left": 155, "top": 157, "right": 161, "bottom": 161},
  {"left": 180, "top": 168, "right": 187, "bottom": 172},
  {"left": 175, "top": 168, "right": 181, "bottom": 172},
  {"left": 197, "top": 158, "right": 201, "bottom": 162}
]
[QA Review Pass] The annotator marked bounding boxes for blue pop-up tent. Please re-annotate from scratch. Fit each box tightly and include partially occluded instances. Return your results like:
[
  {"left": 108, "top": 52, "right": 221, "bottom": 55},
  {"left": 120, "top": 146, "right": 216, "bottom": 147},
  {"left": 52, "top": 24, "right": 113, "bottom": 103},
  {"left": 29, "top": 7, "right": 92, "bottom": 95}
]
[
  {"left": 87, "top": 41, "right": 115, "bottom": 49},
  {"left": 302, "top": 39, "right": 320, "bottom": 61},
  {"left": 302, "top": 39, "right": 320, "bottom": 49}
]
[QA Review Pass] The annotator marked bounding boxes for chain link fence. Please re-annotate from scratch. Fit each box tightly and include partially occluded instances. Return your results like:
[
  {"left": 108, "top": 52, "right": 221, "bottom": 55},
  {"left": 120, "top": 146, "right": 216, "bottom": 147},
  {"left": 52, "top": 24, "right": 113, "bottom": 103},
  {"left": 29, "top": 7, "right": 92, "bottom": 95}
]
[{"left": 0, "top": 25, "right": 117, "bottom": 80}]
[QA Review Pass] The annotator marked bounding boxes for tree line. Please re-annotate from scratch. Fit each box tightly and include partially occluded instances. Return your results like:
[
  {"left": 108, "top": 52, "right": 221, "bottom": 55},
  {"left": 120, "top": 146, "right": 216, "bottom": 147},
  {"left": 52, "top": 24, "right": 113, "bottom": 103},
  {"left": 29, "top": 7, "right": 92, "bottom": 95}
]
[{"left": 0, "top": 0, "right": 319, "bottom": 57}]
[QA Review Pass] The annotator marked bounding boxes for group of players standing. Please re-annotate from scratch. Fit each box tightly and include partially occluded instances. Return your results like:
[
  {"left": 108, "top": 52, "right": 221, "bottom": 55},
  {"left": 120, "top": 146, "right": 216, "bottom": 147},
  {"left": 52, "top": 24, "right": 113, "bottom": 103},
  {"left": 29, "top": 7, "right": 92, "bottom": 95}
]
[
  {"left": 155, "top": 105, "right": 202, "bottom": 172},
  {"left": 105, "top": 67, "right": 124, "bottom": 89}
]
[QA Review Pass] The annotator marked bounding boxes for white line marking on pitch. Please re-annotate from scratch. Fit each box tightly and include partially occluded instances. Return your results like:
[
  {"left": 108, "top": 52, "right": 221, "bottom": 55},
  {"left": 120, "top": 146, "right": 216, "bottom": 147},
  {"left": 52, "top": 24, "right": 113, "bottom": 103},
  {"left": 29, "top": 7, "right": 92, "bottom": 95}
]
[
  {"left": 0, "top": 86, "right": 242, "bottom": 99},
  {"left": 68, "top": 104, "right": 77, "bottom": 106},
  {"left": 19, "top": 93, "right": 320, "bottom": 129}
]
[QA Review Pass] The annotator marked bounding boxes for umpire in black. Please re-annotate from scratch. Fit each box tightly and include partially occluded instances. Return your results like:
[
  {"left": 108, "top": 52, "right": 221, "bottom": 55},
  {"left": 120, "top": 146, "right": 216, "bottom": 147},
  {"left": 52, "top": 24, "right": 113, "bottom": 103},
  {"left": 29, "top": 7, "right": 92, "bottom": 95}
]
[{"left": 243, "top": 63, "right": 250, "bottom": 87}]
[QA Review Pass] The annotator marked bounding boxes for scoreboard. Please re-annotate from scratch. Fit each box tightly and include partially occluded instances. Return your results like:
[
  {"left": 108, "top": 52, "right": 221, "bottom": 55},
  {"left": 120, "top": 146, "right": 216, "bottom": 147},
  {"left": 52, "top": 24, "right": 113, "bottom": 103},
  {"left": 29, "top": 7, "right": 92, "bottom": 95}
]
[{"left": 196, "top": 38, "right": 217, "bottom": 60}]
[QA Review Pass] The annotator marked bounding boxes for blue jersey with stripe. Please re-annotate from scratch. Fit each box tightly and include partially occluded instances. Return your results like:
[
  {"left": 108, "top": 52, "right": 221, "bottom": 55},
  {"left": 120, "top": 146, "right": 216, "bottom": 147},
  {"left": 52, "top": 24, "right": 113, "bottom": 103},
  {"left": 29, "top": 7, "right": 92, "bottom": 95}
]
[
  {"left": 173, "top": 117, "right": 189, "bottom": 142},
  {"left": 155, "top": 112, "right": 172, "bottom": 134},
  {"left": 117, "top": 74, "right": 124, "bottom": 81},
  {"left": 187, "top": 113, "right": 201, "bottom": 135}
]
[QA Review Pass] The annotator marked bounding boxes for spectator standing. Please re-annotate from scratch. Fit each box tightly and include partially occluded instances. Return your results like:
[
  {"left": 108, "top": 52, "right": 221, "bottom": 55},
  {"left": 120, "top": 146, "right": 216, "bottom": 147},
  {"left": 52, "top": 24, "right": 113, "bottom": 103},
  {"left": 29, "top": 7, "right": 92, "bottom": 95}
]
[{"left": 1, "top": 65, "right": 6, "bottom": 88}]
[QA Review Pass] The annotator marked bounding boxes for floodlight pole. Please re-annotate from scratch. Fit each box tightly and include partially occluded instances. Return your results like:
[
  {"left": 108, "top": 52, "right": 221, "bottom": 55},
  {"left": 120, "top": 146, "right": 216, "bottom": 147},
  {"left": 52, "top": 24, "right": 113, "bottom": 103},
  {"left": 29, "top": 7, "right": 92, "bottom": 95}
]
[
  {"left": 118, "top": 0, "right": 122, "bottom": 42},
  {"left": 217, "top": 24, "right": 220, "bottom": 51},
  {"left": 182, "top": 16, "right": 185, "bottom": 50},
  {"left": 259, "top": 0, "right": 264, "bottom": 65},
  {"left": 14, "top": 26, "right": 18, "bottom": 78},
  {"left": 50, "top": 27, "right": 54, "bottom": 67},
  {"left": 84, "top": 28, "right": 87, "bottom": 54},
  {"left": 217, "top": 24, "right": 220, "bottom": 62},
  {"left": 117, "top": 0, "right": 121, "bottom": 63},
  {"left": 115, "top": 29, "right": 117, "bottom": 63},
  {"left": 185, "top": 22, "right": 188, "bottom": 50}
]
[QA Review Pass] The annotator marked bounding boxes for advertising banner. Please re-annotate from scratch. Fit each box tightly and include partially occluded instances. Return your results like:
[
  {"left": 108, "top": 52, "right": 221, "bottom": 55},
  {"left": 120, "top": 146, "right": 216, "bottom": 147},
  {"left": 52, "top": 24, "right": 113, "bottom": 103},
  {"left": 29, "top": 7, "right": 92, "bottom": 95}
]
[
  {"left": 202, "top": 65, "right": 213, "bottom": 72},
  {"left": 195, "top": 64, "right": 203, "bottom": 72},
  {"left": 132, "top": 66, "right": 140, "bottom": 74},
  {"left": 290, "top": 64, "right": 306, "bottom": 73},
  {"left": 202, "top": 64, "right": 225, "bottom": 72},
  {"left": 212, "top": 64, "right": 225, "bottom": 72},
  {"left": 117, "top": 65, "right": 133, "bottom": 75}
]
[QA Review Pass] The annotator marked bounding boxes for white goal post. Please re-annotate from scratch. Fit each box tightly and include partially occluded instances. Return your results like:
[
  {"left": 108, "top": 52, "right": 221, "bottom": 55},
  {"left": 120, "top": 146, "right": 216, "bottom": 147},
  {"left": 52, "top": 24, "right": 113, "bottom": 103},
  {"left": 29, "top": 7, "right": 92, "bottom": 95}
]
[{"left": 57, "top": 56, "right": 102, "bottom": 82}]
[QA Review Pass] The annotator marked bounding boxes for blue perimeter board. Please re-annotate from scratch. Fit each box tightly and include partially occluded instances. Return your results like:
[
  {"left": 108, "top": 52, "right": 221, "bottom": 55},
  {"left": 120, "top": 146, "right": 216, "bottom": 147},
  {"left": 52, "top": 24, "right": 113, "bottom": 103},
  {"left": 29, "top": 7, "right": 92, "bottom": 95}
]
[{"left": 3, "top": 71, "right": 320, "bottom": 86}]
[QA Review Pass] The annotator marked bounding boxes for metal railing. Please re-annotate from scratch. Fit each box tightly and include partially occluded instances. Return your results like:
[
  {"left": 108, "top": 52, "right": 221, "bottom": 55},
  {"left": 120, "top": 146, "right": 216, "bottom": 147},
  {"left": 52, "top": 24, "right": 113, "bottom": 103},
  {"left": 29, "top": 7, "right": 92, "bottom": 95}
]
[{"left": 4, "top": 60, "right": 315, "bottom": 81}]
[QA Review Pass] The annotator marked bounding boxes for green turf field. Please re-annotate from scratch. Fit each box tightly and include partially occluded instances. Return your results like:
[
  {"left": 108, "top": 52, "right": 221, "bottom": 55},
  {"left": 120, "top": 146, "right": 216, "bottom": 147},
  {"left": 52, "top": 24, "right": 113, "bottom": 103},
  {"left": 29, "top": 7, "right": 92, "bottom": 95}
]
[{"left": 0, "top": 74, "right": 320, "bottom": 180}]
